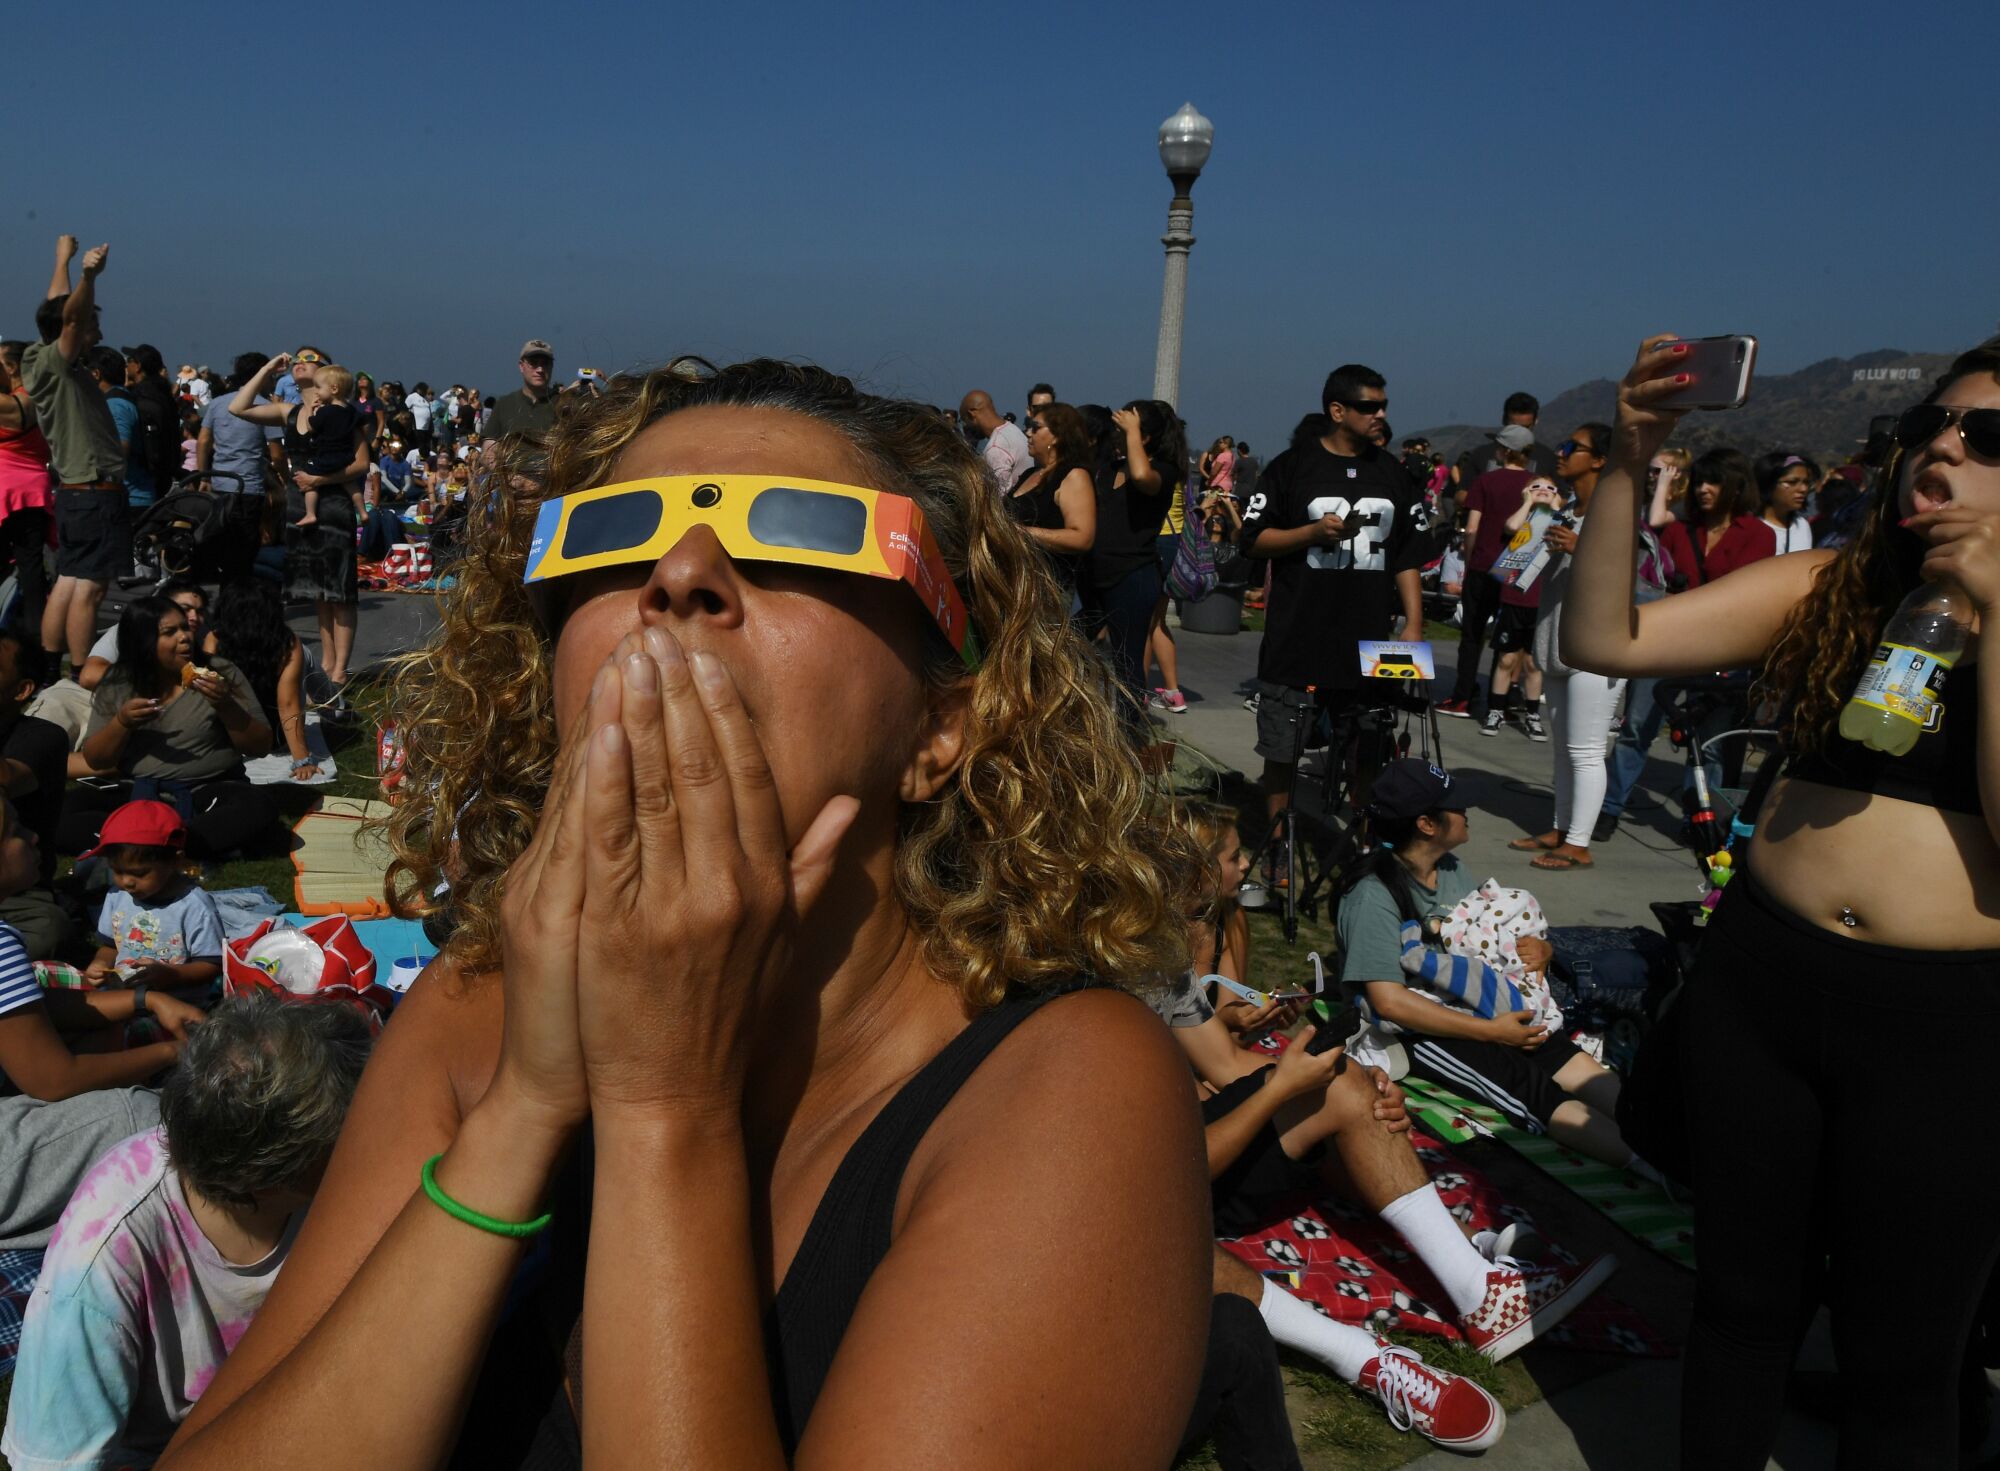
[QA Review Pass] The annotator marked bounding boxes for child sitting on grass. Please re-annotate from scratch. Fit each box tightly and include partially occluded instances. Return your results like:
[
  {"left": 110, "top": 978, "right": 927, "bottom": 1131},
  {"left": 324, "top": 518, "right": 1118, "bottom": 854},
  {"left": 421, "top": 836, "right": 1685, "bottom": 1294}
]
[
  {"left": 81, "top": 800, "right": 224, "bottom": 999},
  {"left": 1, "top": 797, "right": 205, "bottom": 1252}
]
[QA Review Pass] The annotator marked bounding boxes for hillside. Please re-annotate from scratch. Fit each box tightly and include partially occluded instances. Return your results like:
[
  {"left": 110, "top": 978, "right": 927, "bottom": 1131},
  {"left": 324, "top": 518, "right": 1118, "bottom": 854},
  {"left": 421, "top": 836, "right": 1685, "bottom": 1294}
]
[{"left": 1414, "top": 348, "right": 1960, "bottom": 465}]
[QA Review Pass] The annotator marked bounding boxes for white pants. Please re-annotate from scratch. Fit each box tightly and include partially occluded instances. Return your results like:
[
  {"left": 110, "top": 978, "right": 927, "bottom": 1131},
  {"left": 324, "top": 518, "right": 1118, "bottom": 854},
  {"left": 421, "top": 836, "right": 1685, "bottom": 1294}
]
[{"left": 1544, "top": 670, "right": 1626, "bottom": 847}]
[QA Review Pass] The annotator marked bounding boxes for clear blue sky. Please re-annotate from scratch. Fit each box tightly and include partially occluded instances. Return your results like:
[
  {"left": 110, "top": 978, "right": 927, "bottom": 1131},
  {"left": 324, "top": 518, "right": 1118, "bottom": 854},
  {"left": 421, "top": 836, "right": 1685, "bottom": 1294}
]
[{"left": 7, "top": 1, "right": 1995, "bottom": 452}]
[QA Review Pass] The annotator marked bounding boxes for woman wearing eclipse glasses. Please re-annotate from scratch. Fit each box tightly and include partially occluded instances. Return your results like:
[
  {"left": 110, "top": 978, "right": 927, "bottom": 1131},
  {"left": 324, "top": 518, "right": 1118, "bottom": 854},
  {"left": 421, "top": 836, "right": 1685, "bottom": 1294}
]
[
  {"left": 1564, "top": 336, "right": 2000, "bottom": 1468},
  {"left": 159, "top": 359, "right": 1213, "bottom": 1469}
]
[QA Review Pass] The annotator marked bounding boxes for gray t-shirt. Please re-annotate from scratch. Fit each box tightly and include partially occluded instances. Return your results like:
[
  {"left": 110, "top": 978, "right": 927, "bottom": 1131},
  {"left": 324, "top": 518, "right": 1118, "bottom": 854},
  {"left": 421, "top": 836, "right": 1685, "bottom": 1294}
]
[
  {"left": 86, "top": 656, "right": 262, "bottom": 783},
  {"left": 1337, "top": 853, "right": 1474, "bottom": 1033},
  {"left": 200, "top": 397, "right": 278, "bottom": 495},
  {"left": 1140, "top": 970, "right": 1215, "bottom": 1029},
  {"left": 19, "top": 342, "right": 125, "bottom": 485}
]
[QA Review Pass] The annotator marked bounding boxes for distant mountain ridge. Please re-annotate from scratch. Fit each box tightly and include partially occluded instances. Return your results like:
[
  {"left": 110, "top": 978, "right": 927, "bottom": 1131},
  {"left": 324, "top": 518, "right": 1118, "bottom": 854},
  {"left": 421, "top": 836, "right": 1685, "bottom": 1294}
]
[{"left": 1412, "top": 348, "right": 1960, "bottom": 467}]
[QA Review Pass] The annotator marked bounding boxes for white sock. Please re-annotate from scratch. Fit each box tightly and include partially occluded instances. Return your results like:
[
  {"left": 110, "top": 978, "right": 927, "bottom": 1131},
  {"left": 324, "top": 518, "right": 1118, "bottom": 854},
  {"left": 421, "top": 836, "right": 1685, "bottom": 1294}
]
[
  {"left": 1379, "top": 1182, "right": 1496, "bottom": 1317},
  {"left": 1258, "top": 1279, "right": 1380, "bottom": 1384},
  {"left": 1627, "top": 1153, "right": 1670, "bottom": 1189}
]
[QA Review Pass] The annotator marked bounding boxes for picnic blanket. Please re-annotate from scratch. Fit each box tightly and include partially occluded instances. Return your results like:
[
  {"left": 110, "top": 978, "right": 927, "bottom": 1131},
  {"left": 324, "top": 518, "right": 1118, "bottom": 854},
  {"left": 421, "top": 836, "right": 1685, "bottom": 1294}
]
[
  {"left": 290, "top": 798, "right": 396, "bottom": 917},
  {"left": 1, "top": 1247, "right": 41, "bottom": 1378},
  {"left": 1218, "top": 1127, "right": 1671, "bottom": 1358},
  {"left": 1399, "top": 1075, "right": 1697, "bottom": 1271}
]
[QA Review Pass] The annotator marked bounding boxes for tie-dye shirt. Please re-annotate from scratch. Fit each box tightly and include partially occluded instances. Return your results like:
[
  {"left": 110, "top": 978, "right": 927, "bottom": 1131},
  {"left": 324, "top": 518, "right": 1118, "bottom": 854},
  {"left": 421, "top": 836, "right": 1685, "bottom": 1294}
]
[{"left": 0, "top": 1129, "right": 301, "bottom": 1470}]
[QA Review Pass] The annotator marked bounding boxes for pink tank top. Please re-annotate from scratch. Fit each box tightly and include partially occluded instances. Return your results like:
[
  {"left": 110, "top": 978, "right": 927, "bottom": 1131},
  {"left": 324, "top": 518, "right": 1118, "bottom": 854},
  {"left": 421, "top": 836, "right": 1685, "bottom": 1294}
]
[{"left": 0, "top": 389, "right": 53, "bottom": 519}]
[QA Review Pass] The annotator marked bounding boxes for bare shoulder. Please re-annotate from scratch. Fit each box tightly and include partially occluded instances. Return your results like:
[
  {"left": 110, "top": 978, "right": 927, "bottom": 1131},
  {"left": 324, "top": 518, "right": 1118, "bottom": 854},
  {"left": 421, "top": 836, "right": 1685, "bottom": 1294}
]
[
  {"left": 920, "top": 986, "right": 1200, "bottom": 1180},
  {"left": 806, "top": 986, "right": 1208, "bottom": 1467}
]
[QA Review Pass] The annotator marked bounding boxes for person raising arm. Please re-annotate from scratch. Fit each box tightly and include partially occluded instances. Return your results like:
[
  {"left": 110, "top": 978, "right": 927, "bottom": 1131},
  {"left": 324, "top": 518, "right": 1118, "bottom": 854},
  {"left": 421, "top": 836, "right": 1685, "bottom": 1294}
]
[{"left": 1563, "top": 333, "right": 2000, "bottom": 1467}]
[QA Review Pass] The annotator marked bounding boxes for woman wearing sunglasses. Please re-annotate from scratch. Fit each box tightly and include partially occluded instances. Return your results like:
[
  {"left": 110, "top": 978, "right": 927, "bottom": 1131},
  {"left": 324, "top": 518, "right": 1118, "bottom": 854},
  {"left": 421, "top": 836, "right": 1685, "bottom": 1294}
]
[
  {"left": 1564, "top": 336, "right": 2000, "bottom": 1467},
  {"left": 159, "top": 359, "right": 1212, "bottom": 1470}
]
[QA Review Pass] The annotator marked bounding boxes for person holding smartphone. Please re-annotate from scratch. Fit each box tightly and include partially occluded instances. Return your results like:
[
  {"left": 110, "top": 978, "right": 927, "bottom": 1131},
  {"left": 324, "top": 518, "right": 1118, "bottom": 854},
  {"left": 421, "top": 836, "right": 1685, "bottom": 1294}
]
[{"left": 1564, "top": 334, "right": 2000, "bottom": 1467}]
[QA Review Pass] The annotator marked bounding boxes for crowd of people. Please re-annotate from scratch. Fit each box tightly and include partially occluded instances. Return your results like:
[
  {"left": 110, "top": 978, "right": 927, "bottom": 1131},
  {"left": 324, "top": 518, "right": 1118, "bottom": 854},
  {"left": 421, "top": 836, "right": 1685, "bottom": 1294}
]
[{"left": 3, "top": 225, "right": 1998, "bottom": 1468}]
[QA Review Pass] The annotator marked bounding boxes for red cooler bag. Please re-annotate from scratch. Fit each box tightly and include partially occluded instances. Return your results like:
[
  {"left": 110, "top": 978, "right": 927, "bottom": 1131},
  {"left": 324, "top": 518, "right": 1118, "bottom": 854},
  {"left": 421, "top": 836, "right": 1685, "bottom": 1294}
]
[{"left": 223, "top": 917, "right": 392, "bottom": 1032}]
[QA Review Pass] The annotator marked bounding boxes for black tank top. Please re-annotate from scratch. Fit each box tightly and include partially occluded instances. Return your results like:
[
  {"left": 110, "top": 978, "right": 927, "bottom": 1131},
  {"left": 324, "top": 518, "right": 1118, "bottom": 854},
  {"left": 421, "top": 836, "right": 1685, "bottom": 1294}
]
[
  {"left": 1785, "top": 658, "right": 1982, "bottom": 815},
  {"left": 1781, "top": 524, "right": 1984, "bottom": 817},
  {"left": 492, "top": 980, "right": 1096, "bottom": 1465},
  {"left": 1006, "top": 460, "right": 1083, "bottom": 587}
]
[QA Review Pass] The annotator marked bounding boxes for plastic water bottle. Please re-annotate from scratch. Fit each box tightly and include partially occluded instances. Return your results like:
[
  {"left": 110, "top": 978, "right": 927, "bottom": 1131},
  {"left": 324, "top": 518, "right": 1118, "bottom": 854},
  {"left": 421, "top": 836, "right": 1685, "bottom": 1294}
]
[{"left": 1838, "top": 581, "right": 1974, "bottom": 755}]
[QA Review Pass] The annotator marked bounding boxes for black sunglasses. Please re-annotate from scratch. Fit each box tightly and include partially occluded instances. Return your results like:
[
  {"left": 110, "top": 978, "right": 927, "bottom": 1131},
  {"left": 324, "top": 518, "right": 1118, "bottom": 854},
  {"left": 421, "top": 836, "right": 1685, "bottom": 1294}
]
[
  {"left": 1338, "top": 398, "right": 1388, "bottom": 416},
  {"left": 1025, "top": 420, "right": 1045, "bottom": 432},
  {"left": 1558, "top": 438, "right": 1600, "bottom": 458},
  {"left": 1896, "top": 404, "right": 2000, "bottom": 460}
]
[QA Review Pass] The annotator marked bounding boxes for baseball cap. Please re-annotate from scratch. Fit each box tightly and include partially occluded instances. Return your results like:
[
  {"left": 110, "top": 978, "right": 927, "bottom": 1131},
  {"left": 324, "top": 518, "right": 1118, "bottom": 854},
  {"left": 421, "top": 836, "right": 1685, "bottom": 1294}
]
[
  {"left": 1366, "top": 759, "right": 1466, "bottom": 822},
  {"left": 1488, "top": 424, "right": 1537, "bottom": 452},
  {"left": 122, "top": 343, "right": 165, "bottom": 375},
  {"left": 80, "top": 799, "right": 188, "bottom": 859},
  {"left": 520, "top": 339, "right": 554, "bottom": 360}
]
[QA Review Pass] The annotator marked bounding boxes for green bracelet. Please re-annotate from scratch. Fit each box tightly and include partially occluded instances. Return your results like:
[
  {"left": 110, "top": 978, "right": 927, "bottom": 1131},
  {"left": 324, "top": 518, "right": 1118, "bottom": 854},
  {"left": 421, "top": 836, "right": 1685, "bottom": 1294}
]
[{"left": 419, "top": 1153, "right": 553, "bottom": 1239}]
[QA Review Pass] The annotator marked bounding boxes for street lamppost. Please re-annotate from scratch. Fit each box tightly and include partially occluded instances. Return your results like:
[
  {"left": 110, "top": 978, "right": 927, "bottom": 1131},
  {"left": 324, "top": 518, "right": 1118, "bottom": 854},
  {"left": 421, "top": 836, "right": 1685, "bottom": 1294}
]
[{"left": 1152, "top": 101, "right": 1214, "bottom": 409}]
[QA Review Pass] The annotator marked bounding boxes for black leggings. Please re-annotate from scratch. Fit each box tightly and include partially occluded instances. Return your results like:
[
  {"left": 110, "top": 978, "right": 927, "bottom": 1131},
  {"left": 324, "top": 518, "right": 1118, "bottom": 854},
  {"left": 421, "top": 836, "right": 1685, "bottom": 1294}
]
[
  {"left": 59, "top": 778, "right": 284, "bottom": 859},
  {"left": 1093, "top": 560, "right": 1161, "bottom": 730},
  {"left": 1683, "top": 868, "right": 2000, "bottom": 1469},
  {"left": 1447, "top": 570, "right": 1503, "bottom": 709},
  {"left": 1, "top": 506, "right": 51, "bottom": 653},
  {"left": 1178, "top": 1293, "right": 1303, "bottom": 1471}
]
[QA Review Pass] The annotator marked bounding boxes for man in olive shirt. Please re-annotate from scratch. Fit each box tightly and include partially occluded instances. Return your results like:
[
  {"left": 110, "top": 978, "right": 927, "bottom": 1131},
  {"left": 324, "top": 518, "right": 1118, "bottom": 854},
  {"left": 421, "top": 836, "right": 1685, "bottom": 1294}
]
[
  {"left": 481, "top": 338, "right": 563, "bottom": 447},
  {"left": 21, "top": 237, "right": 131, "bottom": 670}
]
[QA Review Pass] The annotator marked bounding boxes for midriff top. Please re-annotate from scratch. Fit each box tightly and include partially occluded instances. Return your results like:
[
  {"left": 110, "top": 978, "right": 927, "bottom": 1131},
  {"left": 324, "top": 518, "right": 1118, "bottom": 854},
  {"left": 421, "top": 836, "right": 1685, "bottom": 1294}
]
[
  {"left": 1781, "top": 525, "right": 1983, "bottom": 819},
  {"left": 1786, "top": 657, "right": 1981, "bottom": 816}
]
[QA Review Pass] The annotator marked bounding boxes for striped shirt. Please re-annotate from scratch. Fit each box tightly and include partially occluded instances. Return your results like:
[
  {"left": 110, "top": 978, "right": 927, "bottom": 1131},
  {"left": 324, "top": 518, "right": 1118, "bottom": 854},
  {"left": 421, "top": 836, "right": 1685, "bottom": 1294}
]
[{"left": 0, "top": 921, "right": 38, "bottom": 1021}]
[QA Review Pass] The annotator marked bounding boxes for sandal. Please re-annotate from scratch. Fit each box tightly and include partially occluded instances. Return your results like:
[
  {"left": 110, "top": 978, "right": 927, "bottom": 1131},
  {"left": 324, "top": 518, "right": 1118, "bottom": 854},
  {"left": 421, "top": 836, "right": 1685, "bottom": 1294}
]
[
  {"left": 1530, "top": 849, "right": 1594, "bottom": 871},
  {"left": 1508, "top": 833, "right": 1563, "bottom": 852}
]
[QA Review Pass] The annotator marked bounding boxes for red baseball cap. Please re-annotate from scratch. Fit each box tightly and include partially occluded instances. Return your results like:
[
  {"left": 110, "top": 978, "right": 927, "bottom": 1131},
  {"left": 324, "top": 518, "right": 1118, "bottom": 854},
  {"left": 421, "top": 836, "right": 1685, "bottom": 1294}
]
[{"left": 80, "top": 800, "right": 188, "bottom": 859}]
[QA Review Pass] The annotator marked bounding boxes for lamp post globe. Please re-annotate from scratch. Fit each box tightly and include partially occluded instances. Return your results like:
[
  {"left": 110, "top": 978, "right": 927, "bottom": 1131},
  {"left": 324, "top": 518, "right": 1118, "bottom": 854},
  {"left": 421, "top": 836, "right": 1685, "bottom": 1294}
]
[
  {"left": 1152, "top": 102, "right": 1213, "bottom": 408},
  {"left": 1157, "top": 101, "right": 1215, "bottom": 190}
]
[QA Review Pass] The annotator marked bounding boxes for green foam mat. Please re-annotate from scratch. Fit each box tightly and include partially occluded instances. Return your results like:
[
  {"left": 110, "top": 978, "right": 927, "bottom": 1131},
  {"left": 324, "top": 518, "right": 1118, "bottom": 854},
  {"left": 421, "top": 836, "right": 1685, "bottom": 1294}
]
[{"left": 1399, "top": 1075, "right": 1697, "bottom": 1270}]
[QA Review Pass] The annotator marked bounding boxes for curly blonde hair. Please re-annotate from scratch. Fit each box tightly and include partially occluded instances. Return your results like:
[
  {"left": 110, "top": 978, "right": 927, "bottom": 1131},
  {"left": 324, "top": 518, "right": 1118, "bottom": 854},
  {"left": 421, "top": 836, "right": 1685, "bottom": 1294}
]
[
  {"left": 380, "top": 358, "right": 1208, "bottom": 1007},
  {"left": 1759, "top": 342, "right": 2000, "bottom": 753}
]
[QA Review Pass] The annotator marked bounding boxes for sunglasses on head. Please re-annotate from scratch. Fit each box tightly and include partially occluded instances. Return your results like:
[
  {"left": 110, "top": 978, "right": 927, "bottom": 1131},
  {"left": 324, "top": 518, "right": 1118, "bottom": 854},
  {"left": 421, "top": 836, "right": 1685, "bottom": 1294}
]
[
  {"left": 1337, "top": 398, "right": 1388, "bottom": 416},
  {"left": 524, "top": 475, "right": 981, "bottom": 669},
  {"left": 1896, "top": 404, "right": 2000, "bottom": 460}
]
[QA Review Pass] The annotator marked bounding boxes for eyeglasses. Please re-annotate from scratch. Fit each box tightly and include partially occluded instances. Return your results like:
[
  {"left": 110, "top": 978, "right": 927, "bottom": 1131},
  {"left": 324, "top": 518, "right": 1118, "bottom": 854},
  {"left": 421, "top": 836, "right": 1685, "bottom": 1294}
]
[
  {"left": 1337, "top": 398, "right": 1388, "bottom": 416},
  {"left": 1025, "top": 420, "right": 1046, "bottom": 433},
  {"left": 292, "top": 350, "right": 324, "bottom": 366},
  {"left": 1895, "top": 404, "right": 2000, "bottom": 460},
  {"left": 524, "top": 474, "right": 981, "bottom": 669},
  {"left": 523, "top": 355, "right": 553, "bottom": 368},
  {"left": 1557, "top": 439, "right": 1600, "bottom": 458}
]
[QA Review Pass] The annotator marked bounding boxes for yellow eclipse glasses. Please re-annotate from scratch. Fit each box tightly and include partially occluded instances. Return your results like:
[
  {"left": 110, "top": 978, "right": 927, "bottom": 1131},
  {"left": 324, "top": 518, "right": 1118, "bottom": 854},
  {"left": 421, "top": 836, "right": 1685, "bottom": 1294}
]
[{"left": 524, "top": 475, "right": 981, "bottom": 669}]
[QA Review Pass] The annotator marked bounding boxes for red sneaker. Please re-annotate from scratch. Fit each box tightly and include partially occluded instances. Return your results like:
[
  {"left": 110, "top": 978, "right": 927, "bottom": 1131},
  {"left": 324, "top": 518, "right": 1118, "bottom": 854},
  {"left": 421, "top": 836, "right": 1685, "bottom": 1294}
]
[
  {"left": 1434, "top": 697, "right": 1473, "bottom": 718},
  {"left": 1359, "top": 1342, "right": 1505, "bottom": 1452},
  {"left": 1457, "top": 1254, "right": 1619, "bottom": 1362}
]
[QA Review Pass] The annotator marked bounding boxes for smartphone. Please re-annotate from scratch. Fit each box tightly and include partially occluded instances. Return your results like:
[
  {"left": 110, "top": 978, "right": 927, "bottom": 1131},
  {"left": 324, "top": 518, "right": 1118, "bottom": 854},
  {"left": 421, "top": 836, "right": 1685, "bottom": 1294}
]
[{"left": 1654, "top": 335, "right": 1758, "bottom": 411}]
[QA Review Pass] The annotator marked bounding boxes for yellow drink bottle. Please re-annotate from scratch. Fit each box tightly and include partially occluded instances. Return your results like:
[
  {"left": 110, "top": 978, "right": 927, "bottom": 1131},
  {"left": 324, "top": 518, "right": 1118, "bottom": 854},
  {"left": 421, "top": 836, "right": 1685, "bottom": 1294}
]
[{"left": 1838, "top": 581, "right": 1973, "bottom": 755}]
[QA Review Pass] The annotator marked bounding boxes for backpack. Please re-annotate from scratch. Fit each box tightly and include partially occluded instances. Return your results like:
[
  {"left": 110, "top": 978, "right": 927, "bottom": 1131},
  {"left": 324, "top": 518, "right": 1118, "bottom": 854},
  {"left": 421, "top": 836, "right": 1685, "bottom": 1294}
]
[{"left": 1164, "top": 480, "right": 1218, "bottom": 602}]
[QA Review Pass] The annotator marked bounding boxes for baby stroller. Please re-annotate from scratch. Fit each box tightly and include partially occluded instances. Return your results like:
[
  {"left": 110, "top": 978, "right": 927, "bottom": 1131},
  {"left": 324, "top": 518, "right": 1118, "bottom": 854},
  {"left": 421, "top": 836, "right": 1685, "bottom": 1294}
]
[{"left": 131, "top": 471, "right": 244, "bottom": 581}]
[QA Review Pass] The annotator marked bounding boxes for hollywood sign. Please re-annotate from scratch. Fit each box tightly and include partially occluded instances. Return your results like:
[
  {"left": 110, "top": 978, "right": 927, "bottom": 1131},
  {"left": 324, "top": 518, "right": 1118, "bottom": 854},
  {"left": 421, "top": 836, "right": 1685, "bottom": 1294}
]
[{"left": 1852, "top": 367, "right": 1924, "bottom": 382}]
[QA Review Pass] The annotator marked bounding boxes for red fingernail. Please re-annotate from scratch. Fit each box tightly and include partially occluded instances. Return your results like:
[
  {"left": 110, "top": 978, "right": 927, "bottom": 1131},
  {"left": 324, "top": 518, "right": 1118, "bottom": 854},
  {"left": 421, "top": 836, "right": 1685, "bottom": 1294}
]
[
  {"left": 1900, "top": 516, "right": 1914, "bottom": 528},
  {"left": 1676, "top": 374, "right": 1691, "bottom": 384},
  {"left": 1673, "top": 344, "right": 1690, "bottom": 354}
]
